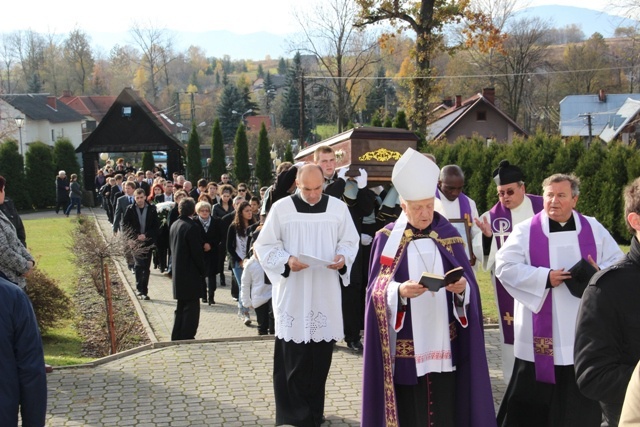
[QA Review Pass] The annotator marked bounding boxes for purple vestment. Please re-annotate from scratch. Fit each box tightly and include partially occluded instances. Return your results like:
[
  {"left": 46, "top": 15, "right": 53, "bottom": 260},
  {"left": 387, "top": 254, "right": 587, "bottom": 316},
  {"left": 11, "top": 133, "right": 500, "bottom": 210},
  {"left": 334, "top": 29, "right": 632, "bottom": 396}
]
[
  {"left": 361, "top": 212, "right": 496, "bottom": 427},
  {"left": 528, "top": 211, "right": 595, "bottom": 384},
  {"left": 489, "top": 194, "right": 543, "bottom": 344}
]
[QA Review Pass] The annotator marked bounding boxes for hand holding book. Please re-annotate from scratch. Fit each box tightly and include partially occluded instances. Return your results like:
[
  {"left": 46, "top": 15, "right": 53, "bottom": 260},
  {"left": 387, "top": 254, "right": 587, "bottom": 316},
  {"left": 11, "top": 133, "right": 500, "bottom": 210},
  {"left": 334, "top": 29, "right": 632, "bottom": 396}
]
[{"left": 419, "top": 266, "right": 465, "bottom": 293}]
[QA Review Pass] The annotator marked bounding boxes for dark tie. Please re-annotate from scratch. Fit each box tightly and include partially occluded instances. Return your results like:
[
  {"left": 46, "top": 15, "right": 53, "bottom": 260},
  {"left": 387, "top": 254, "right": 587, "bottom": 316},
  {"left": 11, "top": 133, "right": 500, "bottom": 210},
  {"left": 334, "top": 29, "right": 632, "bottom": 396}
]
[{"left": 129, "top": 196, "right": 133, "bottom": 204}]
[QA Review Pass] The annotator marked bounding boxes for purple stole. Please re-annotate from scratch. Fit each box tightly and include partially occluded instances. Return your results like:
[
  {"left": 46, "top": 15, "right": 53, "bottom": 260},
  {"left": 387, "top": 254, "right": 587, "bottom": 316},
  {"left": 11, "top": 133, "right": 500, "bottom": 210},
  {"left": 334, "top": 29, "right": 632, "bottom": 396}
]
[
  {"left": 528, "top": 211, "right": 596, "bottom": 384},
  {"left": 490, "top": 194, "right": 543, "bottom": 344},
  {"left": 435, "top": 189, "right": 473, "bottom": 225}
]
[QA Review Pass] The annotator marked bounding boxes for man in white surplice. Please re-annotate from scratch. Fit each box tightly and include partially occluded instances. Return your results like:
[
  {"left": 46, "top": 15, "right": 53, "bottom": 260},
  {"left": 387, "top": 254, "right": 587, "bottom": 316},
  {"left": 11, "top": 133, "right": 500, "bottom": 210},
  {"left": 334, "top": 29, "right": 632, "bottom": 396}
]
[
  {"left": 254, "top": 164, "right": 359, "bottom": 427},
  {"left": 495, "top": 173, "right": 623, "bottom": 427}
]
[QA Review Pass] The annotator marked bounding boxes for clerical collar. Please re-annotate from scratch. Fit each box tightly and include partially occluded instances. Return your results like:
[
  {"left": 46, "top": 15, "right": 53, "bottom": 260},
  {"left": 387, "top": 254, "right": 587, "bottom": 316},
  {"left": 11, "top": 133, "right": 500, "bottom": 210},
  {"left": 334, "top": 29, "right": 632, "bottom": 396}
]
[
  {"left": 291, "top": 193, "right": 328, "bottom": 213},
  {"left": 406, "top": 223, "right": 433, "bottom": 237},
  {"left": 549, "top": 215, "right": 576, "bottom": 232}
]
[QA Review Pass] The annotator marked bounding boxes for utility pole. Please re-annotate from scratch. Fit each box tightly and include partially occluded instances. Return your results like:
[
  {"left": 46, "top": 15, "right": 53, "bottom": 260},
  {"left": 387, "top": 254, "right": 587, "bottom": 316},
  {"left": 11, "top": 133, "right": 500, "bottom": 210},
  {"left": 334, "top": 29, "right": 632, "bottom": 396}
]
[
  {"left": 190, "top": 92, "right": 196, "bottom": 124},
  {"left": 579, "top": 113, "right": 593, "bottom": 148},
  {"left": 299, "top": 70, "right": 305, "bottom": 147}
]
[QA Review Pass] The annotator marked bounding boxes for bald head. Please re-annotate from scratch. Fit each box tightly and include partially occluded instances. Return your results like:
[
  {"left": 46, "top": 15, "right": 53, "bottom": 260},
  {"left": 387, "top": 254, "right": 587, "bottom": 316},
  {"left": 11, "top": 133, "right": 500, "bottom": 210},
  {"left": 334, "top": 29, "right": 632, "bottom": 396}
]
[
  {"left": 296, "top": 164, "right": 324, "bottom": 205},
  {"left": 297, "top": 164, "right": 324, "bottom": 181}
]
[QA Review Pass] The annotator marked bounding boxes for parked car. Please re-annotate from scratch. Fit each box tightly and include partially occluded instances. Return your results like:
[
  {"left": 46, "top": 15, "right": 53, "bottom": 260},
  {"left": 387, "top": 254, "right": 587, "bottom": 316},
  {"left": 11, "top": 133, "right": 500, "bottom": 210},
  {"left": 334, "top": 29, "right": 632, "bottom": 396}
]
[{"left": 153, "top": 151, "right": 167, "bottom": 162}]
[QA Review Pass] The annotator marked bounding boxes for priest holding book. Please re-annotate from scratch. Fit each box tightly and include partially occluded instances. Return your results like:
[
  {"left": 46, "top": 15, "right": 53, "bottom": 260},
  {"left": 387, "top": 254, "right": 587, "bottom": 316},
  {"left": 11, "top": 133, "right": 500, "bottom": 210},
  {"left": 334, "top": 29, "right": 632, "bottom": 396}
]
[
  {"left": 495, "top": 173, "right": 623, "bottom": 426},
  {"left": 362, "top": 147, "right": 495, "bottom": 427}
]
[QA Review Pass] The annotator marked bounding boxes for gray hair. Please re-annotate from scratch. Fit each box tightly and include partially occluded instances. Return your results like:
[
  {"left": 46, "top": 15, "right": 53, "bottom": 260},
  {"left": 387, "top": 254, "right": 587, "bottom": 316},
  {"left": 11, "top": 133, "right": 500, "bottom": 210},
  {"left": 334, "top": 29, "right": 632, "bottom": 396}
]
[
  {"left": 542, "top": 173, "right": 580, "bottom": 197},
  {"left": 439, "top": 164, "right": 464, "bottom": 181}
]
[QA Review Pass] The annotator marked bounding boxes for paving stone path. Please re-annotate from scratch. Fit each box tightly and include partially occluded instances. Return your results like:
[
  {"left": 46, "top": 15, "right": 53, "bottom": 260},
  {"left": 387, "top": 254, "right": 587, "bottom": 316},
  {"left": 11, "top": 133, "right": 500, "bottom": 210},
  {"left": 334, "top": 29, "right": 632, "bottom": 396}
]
[{"left": 26, "top": 209, "right": 506, "bottom": 426}]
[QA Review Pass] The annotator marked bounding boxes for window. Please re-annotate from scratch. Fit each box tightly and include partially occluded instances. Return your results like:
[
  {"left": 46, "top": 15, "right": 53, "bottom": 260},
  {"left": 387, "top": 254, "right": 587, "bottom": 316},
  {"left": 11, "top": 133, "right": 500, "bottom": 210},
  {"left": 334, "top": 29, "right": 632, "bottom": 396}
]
[
  {"left": 476, "top": 111, "right": 487, "bottom": 121},
  {"left": 51, "top": 130, "right": 55, "bottom": 141}
]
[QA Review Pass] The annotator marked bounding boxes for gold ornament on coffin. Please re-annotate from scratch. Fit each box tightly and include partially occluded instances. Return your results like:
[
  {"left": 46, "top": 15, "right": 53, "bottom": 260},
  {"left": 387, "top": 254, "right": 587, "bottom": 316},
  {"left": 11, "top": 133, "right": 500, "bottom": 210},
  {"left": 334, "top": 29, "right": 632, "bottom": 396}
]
[{"left": 359, "top": 148, "right": 402, "bottom": 162}]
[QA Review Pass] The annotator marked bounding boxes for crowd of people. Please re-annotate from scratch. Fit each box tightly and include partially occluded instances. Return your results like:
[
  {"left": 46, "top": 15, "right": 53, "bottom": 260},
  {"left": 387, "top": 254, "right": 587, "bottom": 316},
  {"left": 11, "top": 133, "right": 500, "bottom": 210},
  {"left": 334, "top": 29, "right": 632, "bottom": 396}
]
[
  {"left": 81, "top": 148, "right": 640, "bottom": 426},
  {"left": 5, "top": 139, "right": 640, "bottom": 426}
]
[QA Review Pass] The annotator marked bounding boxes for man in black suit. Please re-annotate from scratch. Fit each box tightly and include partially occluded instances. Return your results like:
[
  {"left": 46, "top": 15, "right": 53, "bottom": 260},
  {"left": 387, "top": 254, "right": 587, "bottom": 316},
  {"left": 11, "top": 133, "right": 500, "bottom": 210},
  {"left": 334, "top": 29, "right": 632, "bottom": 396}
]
[
  {"left": 113, "top": 182, "right": 136, "bottom": 234},
  {"left": 135, "top": 171, "right": 150, "bottom": 196},
  {"left": 169, "top": 197, "right": 205, "bottom": 340},
  {"left": 122, "top": 189, "right": 160, "bottom": 300},
  {"left": 191, "top": 178, "right": 207, "bottom": 200},
  {"left": 109, "top": 174, "right": 124, "bottom": 219},
  {"left": 154, "top": 181, "right": 174, "bottom": 203}
]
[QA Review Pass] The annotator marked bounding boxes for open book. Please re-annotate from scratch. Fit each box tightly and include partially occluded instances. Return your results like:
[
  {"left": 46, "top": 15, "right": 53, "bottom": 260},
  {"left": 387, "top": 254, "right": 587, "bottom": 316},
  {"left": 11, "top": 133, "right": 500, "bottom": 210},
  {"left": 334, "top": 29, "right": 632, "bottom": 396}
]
[{"left": 419, "top": 266, "right": 465, "bottom": 292}]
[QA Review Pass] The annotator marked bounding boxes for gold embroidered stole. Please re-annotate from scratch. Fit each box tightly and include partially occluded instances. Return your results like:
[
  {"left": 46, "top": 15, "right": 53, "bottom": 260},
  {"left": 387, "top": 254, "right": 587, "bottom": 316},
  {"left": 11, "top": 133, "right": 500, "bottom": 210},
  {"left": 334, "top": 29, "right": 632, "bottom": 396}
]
[{"left": 372, "top": 228, "right": 465, "bottom": 426}]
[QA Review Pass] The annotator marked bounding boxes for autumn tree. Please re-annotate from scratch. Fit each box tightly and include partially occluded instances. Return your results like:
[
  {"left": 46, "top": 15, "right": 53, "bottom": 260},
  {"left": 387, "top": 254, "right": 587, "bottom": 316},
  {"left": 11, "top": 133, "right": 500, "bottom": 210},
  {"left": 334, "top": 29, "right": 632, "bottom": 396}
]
[
  {"left": 129, "top": 22, "right": 175, "bottom": 103},
  {"left": 354, "top": 0, "right": 503, "bottom": 132},
  {"left": 489, "top": 17, "right": 551, "bottom": 125},
  {"left": 63, "top": 28, "right": 94, "bottom": 95},
  {"left": 291, "top": 0, "right": 379, "bottom": 133},
  {"left": 559, "top": 33, "right": 610, "bottom": 94}
]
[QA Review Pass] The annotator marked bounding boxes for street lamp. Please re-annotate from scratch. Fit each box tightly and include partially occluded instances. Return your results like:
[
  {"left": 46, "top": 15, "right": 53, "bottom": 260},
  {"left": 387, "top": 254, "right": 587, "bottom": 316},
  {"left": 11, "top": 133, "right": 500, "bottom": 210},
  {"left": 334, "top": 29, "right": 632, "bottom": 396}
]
[
  {"left": 14, "top": 117, "right": 24, "bottom": 157},
  {"left": 232, "top": 109, "right": 253, "bottom": 126}
]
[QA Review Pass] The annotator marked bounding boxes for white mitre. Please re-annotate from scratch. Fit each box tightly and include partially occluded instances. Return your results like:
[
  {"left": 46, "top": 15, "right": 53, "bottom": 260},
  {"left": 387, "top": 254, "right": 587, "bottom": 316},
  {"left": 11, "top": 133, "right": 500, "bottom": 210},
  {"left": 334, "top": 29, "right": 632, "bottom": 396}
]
[{"left": 380, "top": 148, "right": 440, "bottom": 266}]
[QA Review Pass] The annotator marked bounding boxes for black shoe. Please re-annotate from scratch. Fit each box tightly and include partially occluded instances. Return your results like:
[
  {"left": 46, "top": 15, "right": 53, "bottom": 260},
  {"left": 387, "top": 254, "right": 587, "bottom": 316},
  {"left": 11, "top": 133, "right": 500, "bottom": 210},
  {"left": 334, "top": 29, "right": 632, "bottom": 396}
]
[
  {"left": 208, "top": 298, "right": 215, "bottom": 305},
  {"left": 202, "top": 298, "right": 207, "bottom": 303},
  {"left": 347, "top": 340, "right": 363, "bottom": 351},
  {"left": 142, "top": 295, "right": 150, "bottom": 300}
]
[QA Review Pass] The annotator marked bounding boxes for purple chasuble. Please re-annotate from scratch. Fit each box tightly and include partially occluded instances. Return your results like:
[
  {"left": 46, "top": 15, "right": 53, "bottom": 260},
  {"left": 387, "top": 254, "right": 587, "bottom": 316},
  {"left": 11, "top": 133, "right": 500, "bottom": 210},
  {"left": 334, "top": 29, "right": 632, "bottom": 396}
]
[
  {"left": 490, "top": 194, "right": 543, "bottom": 344},
  {"left": 528, "top": 211, "right": 595, "bottom": 384},
  {"left": 361, "top": 213, "right": 497, "bottom": 427}
]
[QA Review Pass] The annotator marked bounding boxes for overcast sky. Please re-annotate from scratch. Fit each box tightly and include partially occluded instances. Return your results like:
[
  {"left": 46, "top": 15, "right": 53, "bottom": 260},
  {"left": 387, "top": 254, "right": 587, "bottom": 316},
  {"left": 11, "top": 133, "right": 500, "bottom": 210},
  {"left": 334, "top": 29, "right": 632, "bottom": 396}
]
[{"left": 4, "top": 0, "right": 612, "bottom": 36}]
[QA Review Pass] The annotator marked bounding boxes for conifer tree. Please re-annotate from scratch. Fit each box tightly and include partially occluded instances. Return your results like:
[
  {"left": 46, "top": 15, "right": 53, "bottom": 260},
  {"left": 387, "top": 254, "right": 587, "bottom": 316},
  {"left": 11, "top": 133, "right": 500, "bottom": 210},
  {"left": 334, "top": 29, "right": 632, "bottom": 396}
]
[
  {"left": 393, "top": 111, "right": 409, "bottom": 129},
  {"left": 25, "top": 141, "right": 56, "bottom": 208},
  {"left": 209, "top": 119, "right": 227, "bottom": 181},
  {"left": 141, "top": 152, "right": 155, "bottom": 172},
  {"left": 255, "top": 123, "right": 272, "bottom": 187},
  {"left": 233, "top": 124, "right": 250, "bottom": 183},
  {"left": 186, "top": 121, "right": 202, "bottom": 182},
  {"left": 53, "top": 138, "right": 80, "bottom": 178},
  {"left": 284, "top": 143, "right": 294, "bottom": 162},
  {"left": 0, "top": 140, "right": 30, "bottom": 210}
]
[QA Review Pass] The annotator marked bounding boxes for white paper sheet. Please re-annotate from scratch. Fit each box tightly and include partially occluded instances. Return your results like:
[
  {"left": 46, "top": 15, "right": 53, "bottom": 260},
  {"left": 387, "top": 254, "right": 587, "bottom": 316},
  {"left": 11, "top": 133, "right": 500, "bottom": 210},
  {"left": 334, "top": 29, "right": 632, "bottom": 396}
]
[{"left": 298, "top": 253, "right": 334, "bottom": 267}]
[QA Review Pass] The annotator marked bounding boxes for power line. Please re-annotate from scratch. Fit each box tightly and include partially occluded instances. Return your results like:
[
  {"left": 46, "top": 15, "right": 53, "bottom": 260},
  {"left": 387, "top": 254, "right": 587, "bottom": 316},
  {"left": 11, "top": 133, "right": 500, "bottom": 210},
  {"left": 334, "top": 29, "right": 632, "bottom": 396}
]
[{"left": 305, "top": 65, "right": 634, "bottom": 81}]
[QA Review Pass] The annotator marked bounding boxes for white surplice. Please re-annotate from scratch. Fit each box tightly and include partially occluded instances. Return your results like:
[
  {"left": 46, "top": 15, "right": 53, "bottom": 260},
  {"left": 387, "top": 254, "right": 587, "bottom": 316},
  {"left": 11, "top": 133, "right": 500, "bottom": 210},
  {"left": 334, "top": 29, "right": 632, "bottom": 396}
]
[
  {"left": 439, "top": 195, "right": 480, "bottom": 233},
  {"left": 495, "top": 210, "right": 623, "bottom": 365},
  {"left": 254, "top": 196, "right": 359, "bottom": 344},
  {"left": 473, "top": 196, "right": 539, "bottom": 382},
  {"left": 385, "top": 238, "right": 470, "bottom": 376}
]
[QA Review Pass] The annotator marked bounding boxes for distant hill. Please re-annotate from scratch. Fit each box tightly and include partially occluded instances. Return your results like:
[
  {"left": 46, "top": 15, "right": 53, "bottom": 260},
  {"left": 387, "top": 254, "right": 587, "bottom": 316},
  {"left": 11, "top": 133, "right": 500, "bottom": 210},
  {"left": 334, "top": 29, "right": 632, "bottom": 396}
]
[{"left": 517, "top": 5, "right": 637, "bottom": 38}]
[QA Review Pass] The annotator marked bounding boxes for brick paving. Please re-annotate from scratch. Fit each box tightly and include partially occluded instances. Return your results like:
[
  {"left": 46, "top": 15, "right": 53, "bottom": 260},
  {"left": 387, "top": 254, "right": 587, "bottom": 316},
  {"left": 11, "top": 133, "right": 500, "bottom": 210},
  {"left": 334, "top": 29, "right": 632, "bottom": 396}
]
[{"left": 29, "top": 208, "right": 507, "bottom": 426}]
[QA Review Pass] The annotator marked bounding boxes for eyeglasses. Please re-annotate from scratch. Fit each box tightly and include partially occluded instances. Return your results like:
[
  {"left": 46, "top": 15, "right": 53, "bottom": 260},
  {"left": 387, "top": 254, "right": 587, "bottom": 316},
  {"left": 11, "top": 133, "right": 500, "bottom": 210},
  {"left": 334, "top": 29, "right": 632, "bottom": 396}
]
[
  {"left": 497, "top": 189, "right": 516, "bottom": 197},
  {"left": 238, "top": 189, "right": 246, "bottom": 192}
]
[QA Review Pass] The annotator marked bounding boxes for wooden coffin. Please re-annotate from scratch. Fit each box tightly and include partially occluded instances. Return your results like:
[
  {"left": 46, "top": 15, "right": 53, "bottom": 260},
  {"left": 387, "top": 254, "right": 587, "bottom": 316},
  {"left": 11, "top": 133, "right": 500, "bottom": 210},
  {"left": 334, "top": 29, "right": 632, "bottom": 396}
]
[{"left": 295, "top": 127, "right": 419, "bottom": 182}]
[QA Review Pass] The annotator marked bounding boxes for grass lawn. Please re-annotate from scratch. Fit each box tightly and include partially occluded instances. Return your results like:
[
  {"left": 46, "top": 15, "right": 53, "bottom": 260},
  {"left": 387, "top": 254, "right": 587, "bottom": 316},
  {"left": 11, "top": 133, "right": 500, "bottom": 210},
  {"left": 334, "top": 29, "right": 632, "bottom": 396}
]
[{"left": 24, "top": 215, "right": 94, "bottom": 366}]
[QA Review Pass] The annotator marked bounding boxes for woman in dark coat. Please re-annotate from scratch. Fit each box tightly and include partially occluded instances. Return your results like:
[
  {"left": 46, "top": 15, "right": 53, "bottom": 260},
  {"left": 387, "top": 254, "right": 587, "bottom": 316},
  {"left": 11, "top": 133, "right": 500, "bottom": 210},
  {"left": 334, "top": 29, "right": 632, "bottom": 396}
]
[
  {"left": 212, "top": 185, "right": 234, "bottom": 287},
  {"left": 193, "top": 201, "right": 221, "bottom": 305}
]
